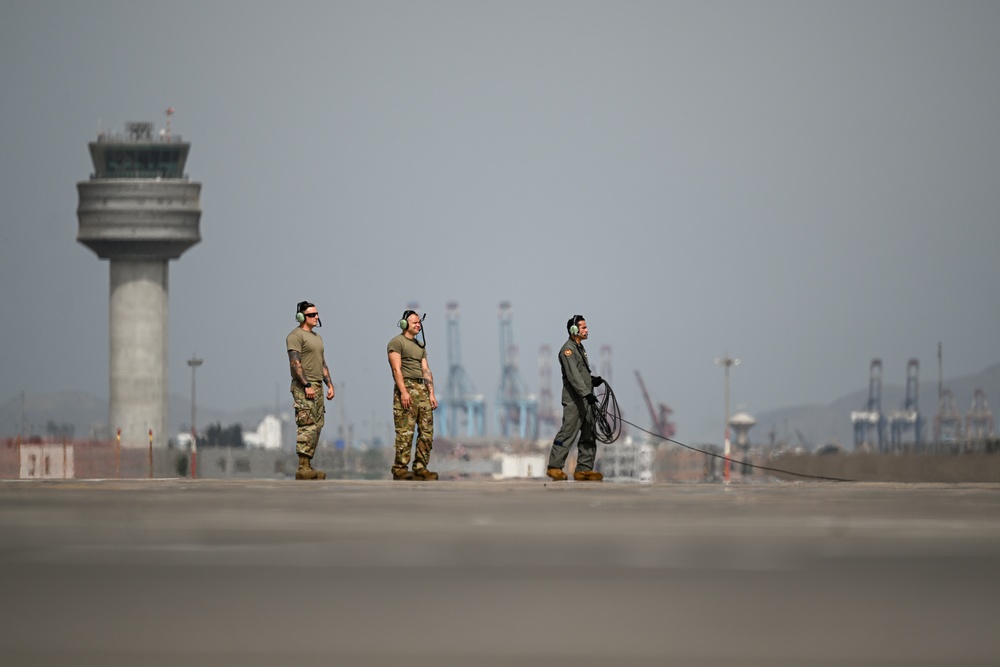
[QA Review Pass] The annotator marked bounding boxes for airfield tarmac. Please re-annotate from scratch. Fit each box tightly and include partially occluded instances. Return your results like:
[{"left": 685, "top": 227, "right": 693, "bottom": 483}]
[{"left": 1, "top": 479, "right": 998, "bottom": 666}]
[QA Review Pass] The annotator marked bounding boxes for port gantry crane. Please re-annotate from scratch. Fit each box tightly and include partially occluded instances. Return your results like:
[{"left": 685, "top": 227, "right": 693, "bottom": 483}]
[
  {"left": 598, "top": 345, "right": 625, "bottom": 436},
  {"left": 966, "top": 389, "right": 994, "bottom": 447},
  {"left": 537, "top": 344, "right": 560, "bottom": 437},
  {"left": 599, "top": 345, "right": 613, "bottom": 389},
  {"left": 933, "top": 388, "right": 964, "bottom": 448},
  {"left": 634, "top": 370, "right": 675, "bottom": 441},
  {"left": 851, "top": 358, "right": 885, "bottom": 451},
  {"left": 440, "top": 302, "right": 486, "bottom": 438},
  {"left": 495, "top": 302, "right": 538, "bottom": 440},
  {"left": 889, "top": 358, "right": 922, "bottom": 452}
]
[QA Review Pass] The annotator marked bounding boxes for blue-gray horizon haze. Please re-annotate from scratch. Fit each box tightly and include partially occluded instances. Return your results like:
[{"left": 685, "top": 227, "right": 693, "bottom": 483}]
[{"left": 1, "top": 1, "right": 998, "bottom": 445}]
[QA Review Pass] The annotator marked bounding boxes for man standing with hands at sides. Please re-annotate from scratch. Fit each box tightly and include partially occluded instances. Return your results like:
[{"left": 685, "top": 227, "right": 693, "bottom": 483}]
[
  {"left": 287, "top": 300, "right": 335, "bottom": 480},
  {"left": 388, "top": 309, "right": 439, "bottom": 481},
  {"left": 547, "top": 314, "right": 605, "bottom": 482}
]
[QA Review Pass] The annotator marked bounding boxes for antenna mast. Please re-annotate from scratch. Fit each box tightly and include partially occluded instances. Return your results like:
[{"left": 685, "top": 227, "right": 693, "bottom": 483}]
[{"left": 164, "top": 107, "right": 174, "bottom": 142}]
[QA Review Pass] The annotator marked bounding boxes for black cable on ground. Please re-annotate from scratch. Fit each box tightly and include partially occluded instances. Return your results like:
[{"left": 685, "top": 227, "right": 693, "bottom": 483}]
[
  {"left": 619, "top": 416, "right": 854, "bottom": 482},
  {"left": 586, "top": 379, "right": 851, "bottom": 481}
]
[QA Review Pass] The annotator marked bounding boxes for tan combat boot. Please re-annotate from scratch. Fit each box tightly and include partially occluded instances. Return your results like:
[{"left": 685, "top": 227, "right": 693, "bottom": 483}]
[
  {"left": 392, "top": 467, "right": 414, "bottom": 481},
  {"left": 546, "top": 468, "right": 568, "bottom": 481},
  {"left": 412, "top": 467, "right": 439, "bottom": 481},
  {"left": 573, "top": 470, "right": 604, "bottom": 482},
  {"left": 295, "top": 454, "right": 326, "bottom": 480}
]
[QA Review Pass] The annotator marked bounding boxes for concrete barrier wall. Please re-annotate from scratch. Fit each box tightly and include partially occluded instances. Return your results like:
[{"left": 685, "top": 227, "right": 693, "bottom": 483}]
[{"left": 7, "top": 439, "right": 999, "bottom": 483}]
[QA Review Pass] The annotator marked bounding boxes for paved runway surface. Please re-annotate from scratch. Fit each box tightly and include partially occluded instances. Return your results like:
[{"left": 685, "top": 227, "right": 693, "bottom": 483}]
[{"left": 1, "top": 479, "right": 999, "bottom": 666}]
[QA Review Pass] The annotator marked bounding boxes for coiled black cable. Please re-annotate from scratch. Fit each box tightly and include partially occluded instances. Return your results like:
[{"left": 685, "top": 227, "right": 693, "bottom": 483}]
[{"left": 590, "top": 381, "right": 623, "bottom": 444}]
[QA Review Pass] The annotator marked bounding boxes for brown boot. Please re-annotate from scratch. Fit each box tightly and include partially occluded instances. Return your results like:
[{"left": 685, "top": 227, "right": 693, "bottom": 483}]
[
  {"left": 392, "top": 467, "right": 414, "bottom": 481},
  {"left": 307, "top": 455, "right": 327, "bottom": 479},
  {"left": 295, "top": 454, "right": 324, "bottom": 480},
  {"left": 412, "top": 467, "right": 439, "bottom": 481},
  {"left": 573, "top": 470, "right": 604, "bottom": 482},
  {"left": 546, "top": 467, "right": 568, "bottom": 481}
]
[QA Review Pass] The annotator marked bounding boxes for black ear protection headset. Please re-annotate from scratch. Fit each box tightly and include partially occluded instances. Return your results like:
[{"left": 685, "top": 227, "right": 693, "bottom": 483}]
[
  {"left": 568, "top": 314, "right": 585, "bottom": 337},
  {"left": 295, "top": 301, "right": 322, "bottom": 327},
  {"left": 398, "top": 309, "right": 427, "bottom": 348}
]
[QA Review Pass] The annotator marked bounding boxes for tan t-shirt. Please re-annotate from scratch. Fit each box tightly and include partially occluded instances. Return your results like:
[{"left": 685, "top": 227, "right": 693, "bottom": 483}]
[
  {"left": 286, "top": 327, "right": 325, "bottom": 383},
  {"left": 387, "top": 334, "right": 426, "bottom": 380}
]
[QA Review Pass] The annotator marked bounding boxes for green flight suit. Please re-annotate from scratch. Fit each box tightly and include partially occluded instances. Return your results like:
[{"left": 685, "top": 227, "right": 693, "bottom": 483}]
[{"left": 547, "top": 337, "right": 598, "bottom": 472}]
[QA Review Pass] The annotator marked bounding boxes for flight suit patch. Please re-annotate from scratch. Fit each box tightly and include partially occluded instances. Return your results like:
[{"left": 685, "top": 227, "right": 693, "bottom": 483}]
[{"left": 564, "top": 349, "right": 572, "bottom": 356}]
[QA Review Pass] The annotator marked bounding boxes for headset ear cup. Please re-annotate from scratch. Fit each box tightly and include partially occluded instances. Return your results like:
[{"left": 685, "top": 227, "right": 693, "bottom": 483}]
[
  {"left": 398, "top": 319, "right": 407, "bottom": 330},
  {"left": 569, "top": 325, "right": 578, "bottom": 336},
  {"left": 296, "top": 312, "right": 306, "bottom": 324}
]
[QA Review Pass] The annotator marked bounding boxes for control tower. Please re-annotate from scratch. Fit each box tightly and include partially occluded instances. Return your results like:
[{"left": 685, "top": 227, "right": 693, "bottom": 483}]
[{"left": 76, "top": 114, "right": 202, "bottom": 447}]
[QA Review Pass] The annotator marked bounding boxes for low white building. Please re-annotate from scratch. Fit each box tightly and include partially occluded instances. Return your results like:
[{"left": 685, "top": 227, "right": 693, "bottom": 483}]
[
  {"left": 599, "top": 436, "right": 654, "bottom": 483},
  {"left": 493, "top": 453, "right": 547, "bottom": 479},
  {"left": 244, "top": 415, "right": 283, "bottom": 450}
]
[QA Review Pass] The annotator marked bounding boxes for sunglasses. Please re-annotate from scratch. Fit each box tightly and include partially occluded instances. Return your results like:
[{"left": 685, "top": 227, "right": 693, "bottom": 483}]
[{"left": 304, "top": 312, "right": 319, "bottom": 318}]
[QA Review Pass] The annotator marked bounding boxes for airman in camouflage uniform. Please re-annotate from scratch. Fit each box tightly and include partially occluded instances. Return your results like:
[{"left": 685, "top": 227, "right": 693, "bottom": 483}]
[
  {"left": 287, "top": 301, "right": 336, "bottom": 480},
  {"left": 547, "top": 315, "right": 605, "bottom": 482},
  {"left": 387, "top": 310, "right": 438, "bottom": 480}
]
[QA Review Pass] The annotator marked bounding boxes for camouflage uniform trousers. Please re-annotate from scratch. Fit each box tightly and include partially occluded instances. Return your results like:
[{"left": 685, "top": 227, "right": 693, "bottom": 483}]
[
  {"left": 291, "top": 380, "right": 325, "bottom": 458},
  {"left": 393, "top": 379, "right": 434, "bottom": 472}
]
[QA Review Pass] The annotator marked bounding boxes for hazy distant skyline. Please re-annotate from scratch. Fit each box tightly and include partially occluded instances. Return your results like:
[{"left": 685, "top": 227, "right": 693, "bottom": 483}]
[{"left": 2, "top": 1, "right": 998, "bottom": 444}]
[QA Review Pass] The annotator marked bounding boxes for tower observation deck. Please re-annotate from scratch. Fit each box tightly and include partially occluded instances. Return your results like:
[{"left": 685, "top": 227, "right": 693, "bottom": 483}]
[{"left": 77, "top": 117, "right": 202, "bottom": 448}]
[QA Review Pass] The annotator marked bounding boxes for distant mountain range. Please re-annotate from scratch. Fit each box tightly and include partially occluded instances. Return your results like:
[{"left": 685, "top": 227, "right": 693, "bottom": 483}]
[{"left": 3, "top": 362, "right": 998, "bottom": 449}]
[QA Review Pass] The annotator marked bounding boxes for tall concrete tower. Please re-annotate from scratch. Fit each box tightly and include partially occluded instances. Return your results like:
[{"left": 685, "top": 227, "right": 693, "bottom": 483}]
[{"left": 76, "top": 115, "right": 202, "bottom": 447}]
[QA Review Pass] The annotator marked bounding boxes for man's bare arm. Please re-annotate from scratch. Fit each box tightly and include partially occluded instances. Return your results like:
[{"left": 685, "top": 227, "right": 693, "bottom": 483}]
[
  {"left": 421, "top": 358, "right": 435, "bottom": 395},
  {"left": 288, "top": 350, "right": 309, "bottom": 385},
  {"left": 388, "top": 352, "right": 407, "bottom": 393},
  {"left": 421, "top": 358, "right": 438, "bottom": 408}
]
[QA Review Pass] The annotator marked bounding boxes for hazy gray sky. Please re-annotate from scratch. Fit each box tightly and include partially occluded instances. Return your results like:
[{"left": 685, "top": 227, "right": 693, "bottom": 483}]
[{"left": 2, "top": 1, "right": 998, "bottom": 443}]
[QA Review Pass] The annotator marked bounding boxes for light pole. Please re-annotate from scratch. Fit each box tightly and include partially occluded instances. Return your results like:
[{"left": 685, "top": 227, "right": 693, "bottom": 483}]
[
  {"left": 187, "top": 355, "right": 203, "bottom": 478},
  {"left": 714, "top": 354, "right": 740, "bottom": 483}
]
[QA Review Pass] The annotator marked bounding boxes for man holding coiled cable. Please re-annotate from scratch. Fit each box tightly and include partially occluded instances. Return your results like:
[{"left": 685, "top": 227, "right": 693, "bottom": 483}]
[{"left": 546, "top": 314, "right": 605, "bottom": 482}]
